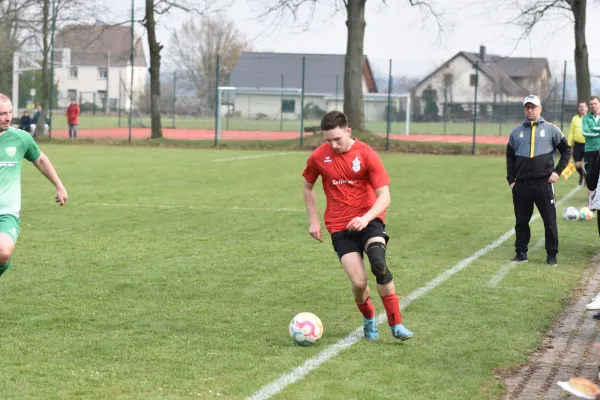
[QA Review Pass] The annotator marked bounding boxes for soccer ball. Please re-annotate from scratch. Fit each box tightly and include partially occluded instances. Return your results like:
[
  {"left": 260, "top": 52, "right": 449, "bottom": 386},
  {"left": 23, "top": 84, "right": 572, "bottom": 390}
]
[
  {"left": 563, "top": 206, "right": 580, "bottom": 221},
  {"left": 288, "top": 312, "right": 323, "bottom": 346},
  {"left": 580, "top": 207, "right": 594, "bottom": 221}
]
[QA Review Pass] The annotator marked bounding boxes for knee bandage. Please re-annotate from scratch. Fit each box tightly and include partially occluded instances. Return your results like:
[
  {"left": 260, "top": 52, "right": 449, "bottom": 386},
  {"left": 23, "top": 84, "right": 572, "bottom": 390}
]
[{"left": 366, "top": 242, "right": 393, "bottom": 285}]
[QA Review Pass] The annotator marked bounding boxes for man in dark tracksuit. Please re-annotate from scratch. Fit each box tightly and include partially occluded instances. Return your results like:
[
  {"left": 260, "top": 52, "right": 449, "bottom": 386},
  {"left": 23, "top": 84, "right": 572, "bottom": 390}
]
[{"left": 506, "top": 95, "right": 571, "bottom": 266}]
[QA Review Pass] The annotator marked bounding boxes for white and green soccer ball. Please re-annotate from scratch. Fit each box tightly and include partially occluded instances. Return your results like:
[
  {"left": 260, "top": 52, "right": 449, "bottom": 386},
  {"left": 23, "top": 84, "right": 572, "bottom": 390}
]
[{"left": 563, "top": 206, "right": 580, "bottom": 221}]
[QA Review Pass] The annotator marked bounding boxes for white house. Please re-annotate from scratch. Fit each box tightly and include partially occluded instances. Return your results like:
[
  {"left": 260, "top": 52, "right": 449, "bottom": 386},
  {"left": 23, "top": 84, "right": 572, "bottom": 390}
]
[
  {"left": 53, "top": 24, "right": 147, "bottom": 111},
  {"left": 228, "top": 52, "right": 399, "bottom": 122},
  {"left": 413, "top": 46, "right": 551, "bottom": 118}
]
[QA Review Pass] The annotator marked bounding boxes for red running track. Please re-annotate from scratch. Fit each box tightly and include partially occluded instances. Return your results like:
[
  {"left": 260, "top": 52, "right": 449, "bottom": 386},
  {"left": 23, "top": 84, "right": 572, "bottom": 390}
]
[{"left": 47, "top": 128, "right": 508, "bottom": 145}]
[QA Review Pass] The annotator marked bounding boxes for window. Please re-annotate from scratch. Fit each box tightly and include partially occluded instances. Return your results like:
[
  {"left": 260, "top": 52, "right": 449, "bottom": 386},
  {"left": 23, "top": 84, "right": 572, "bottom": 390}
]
[
  {"left": 98, "top": 68, "right": 107, "bottom": 79},
  {"left": 470, "top": 74, "right": 478, "bottom": 87},
  {"left": 69, "top": 67, "right": 78, "bottom": 79},
  {"left": 98, "top": 90, "right": 107, "bottom": 110},
  {"left": 68, "top": 89, "right": 77, "bottom": 101},
  {"left": 282, "top": 99, "right": 295, "bottom": 113}
]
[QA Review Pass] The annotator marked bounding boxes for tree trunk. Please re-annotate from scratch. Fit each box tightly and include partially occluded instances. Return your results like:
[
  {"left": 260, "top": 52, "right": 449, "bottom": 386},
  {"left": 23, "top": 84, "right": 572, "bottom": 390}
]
[
  {"left": 35, "top": 0, "right": 50, "bottom": 138},
  {"left": 572, "top": 0, "right": 590, "bottom": 103},
  {"left": 344, "top": 0, "right": 366, "bottom": 132},
  {"left": 145, "top": 0, "right": 163, "bottom": 139}
]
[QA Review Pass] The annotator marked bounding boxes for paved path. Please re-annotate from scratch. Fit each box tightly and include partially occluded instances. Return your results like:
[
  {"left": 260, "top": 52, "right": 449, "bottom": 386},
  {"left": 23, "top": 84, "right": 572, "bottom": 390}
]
[{"left": 502, "top": 253, "right": 600, "bottom": 399}]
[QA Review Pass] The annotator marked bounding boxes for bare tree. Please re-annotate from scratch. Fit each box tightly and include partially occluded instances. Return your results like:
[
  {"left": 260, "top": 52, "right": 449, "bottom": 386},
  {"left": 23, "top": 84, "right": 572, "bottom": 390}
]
[
  {"left": 168, "top": 13, "right": 250, "bottom": 115},
  {"left": 141, "top": 1, "right": 223, "bottom": 139},
  {"left": 19, "top": 0, "right": 109, "bottom": 137},
  {"left": 502, "top": 0, "right": 590, "bottom": 103},
  {"left": 0, "top": 0, "right": 40, "bottom": 95},
  {"left": 247, "top": 0, "right": 442, "bottom": 132},
  {"left": 143, "top": 0, "right": 163, "bottom": 139}
]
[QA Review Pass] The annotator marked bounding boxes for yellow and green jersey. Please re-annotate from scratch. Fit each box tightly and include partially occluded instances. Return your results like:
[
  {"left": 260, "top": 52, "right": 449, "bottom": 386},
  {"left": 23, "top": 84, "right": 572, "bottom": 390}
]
[
  {"left": 0, "top": 127, "right": 40, "bottom": 217},
  {"left": 568, "top": 114, "right": 585, "bottom": 146}
]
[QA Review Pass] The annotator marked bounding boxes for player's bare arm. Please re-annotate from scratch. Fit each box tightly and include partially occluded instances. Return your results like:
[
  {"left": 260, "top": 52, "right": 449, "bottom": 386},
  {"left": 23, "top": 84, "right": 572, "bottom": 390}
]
[
  {"left": 347, "top": 185, "right": 390, "bottom": 232},
  {"left": 302, "top": 181, "right": 322, "bottom": 242},
  {"left": 33, "top": 152, "right": 68, "bottom": 206}
]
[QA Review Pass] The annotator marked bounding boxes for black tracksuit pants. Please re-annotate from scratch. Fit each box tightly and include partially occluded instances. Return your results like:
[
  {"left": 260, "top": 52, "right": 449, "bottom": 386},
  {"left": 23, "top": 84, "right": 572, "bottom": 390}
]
[{"left": 512, "top": 178, "right": 558, "bottom": 255}]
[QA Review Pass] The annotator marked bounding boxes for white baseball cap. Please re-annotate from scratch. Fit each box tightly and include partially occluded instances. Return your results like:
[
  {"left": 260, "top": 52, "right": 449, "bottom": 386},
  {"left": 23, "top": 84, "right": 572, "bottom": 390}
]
[{"left": 523, "top": 95, "right": 541, "bottom": 107}]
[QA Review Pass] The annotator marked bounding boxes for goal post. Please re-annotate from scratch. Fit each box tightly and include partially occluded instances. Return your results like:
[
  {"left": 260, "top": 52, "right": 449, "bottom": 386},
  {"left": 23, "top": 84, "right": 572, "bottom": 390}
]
[
  {"left": 213, "top": 87, "right": 411, "bottom": 145},
  {"left": 360, "top": 92, "right": 411, "bottom": 137},
  {"left": 11, "top": 48, "right": 70, "bottom": 118},
  {"left": 386, "top": 92, "right": 411, "bottom": 137},
  {"left": 215, "top": 86, "right": 304, "bottom": 144}
]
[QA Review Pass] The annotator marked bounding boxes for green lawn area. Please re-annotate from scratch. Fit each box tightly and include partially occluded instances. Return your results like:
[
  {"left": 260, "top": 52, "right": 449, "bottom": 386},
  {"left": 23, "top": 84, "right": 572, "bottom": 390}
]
[
  {"left": 0, "top": 144, "right": 594, "bottom": 399},
  {"left": 41, "top": 114, "right": 572, "bottom": 137}
]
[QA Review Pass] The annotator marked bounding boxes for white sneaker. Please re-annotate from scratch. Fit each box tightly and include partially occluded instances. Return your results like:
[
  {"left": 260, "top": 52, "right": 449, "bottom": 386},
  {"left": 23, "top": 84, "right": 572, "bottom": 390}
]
[{"left": 586, "top": 292, "right": 600, "bottom": 310}]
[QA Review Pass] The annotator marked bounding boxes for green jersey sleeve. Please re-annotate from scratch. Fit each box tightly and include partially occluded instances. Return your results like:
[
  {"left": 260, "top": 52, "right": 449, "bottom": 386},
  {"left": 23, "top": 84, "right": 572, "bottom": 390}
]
[{"left": 21, "top": 132, "right": 41, "bottom": 162}]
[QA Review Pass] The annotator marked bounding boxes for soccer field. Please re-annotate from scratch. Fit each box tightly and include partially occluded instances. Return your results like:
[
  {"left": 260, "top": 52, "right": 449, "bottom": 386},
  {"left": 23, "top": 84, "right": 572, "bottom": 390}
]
[{"left": 0, "top": 144, "right": 596, "bottom": 399}]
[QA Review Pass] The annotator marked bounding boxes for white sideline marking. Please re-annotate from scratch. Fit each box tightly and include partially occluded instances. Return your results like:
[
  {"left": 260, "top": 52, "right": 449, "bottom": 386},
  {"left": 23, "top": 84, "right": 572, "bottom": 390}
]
[
  {"left": 88, "top": 202, "right": 300, "bottom": 212},
  {"left": 27, "top": 201, "right": 300, "bottom": 213},
  {"left": 211, "top": 152, "right": 293, "bottom": 162},
  {"left": 487, "top": 238, "right": 544, "bottom": 288},
  {"left": 245, "top": 186, "right": 582, "bottom": 400}
]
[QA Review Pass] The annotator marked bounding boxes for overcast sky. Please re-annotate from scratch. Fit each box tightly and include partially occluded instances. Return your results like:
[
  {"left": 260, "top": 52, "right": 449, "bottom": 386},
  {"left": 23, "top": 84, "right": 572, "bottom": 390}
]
[{"left": 102, "top": 0, "right": 600, "bottom": 79}]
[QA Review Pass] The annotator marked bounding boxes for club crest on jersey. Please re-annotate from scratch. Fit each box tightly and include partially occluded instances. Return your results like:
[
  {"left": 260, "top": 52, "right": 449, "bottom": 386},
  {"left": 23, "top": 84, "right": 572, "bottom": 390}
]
[
  {"left": 5, "top": 147, "right": 16, "bottom": 157},
  {"left": 352, "top": 156, "right": 361, "bottom": 172}
]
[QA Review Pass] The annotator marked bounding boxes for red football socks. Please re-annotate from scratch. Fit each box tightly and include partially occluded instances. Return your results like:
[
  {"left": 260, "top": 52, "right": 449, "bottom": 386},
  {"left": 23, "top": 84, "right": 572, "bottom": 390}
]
[
  {"left": 355, "top": 297, "right": 375, "bottom": 319},
  {"left": 381, "top": 294, "right": 402, "bottom": 326}
]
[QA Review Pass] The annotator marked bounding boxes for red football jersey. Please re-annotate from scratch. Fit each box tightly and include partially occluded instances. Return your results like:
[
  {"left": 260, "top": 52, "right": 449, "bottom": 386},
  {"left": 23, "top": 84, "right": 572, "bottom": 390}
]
[{"left": 302, "top": 140, "right": 390, "bottom": 234}]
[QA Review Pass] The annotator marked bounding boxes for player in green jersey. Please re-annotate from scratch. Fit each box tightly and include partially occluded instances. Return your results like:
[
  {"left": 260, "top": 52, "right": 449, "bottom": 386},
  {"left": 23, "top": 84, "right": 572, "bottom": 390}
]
[{"left": 0, "top": 93, "right": 67, "bottom": 278}]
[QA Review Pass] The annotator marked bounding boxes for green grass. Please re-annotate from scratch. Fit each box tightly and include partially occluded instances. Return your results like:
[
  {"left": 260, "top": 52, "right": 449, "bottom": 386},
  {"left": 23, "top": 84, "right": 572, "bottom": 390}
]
[
  {"left": 34, "top": 134, "right": 508, "bottom": 156},
  {"left": 0, "top": 145, "right": 595, "bottom": 399},
  {"left": 44, "top": 114, "right": 569, "bottom": 137}
]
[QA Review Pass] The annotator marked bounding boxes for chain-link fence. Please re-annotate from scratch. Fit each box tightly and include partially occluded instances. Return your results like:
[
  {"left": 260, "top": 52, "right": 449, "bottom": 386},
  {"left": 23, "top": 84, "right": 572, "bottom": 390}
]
[{"left": 11, "top": 48, "right": 600, "bottom": 148}]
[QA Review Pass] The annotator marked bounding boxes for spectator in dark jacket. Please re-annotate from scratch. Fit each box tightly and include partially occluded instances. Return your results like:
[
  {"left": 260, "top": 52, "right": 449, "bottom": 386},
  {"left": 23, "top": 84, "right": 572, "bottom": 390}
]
[
  {"left": 506, "top": 95, "right": 571, "bottom": 266},
  {"left": 19, "top": 110, "right": 32, "bottom": 133}
]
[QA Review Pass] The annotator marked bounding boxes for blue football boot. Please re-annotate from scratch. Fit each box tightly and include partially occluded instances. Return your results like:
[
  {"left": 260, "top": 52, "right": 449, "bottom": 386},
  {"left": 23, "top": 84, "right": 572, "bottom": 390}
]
[
  {"left": 363, "top": 317, "right": 379, "bottom": 340},
  {"left": 391, "top": 323, "right": 413, "bottom": 341}
]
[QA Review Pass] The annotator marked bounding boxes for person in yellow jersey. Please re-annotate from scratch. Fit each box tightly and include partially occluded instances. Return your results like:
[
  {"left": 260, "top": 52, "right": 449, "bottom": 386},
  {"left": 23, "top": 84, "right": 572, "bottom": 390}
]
[{"left": 568, "top": 101, "right": 589, "bottom": 186}]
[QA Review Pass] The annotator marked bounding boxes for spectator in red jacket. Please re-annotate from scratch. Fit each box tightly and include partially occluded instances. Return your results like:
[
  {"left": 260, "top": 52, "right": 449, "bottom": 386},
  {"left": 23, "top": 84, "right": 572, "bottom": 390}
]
[{"left": 66, "top": 99, "right": 80, "bottom": 139}]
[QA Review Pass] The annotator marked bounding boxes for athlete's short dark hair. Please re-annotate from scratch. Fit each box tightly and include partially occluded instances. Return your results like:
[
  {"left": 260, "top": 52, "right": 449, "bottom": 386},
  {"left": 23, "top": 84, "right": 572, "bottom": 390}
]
[{"left": 321, "top": 111, "right": 348, "bottom": 131}]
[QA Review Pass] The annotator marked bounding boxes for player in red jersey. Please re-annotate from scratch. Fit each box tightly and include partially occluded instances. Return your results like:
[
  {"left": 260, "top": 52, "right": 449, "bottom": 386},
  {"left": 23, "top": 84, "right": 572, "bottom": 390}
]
[{"left": 301, "top": 110, "right": 413, "bottom": 341}]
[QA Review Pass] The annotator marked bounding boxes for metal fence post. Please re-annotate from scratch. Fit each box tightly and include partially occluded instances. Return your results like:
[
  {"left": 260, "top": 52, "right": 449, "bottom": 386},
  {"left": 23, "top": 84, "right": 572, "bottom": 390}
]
[
  {"left": 499, "top": 78, "right": 503, "bottom": 136},
  {"left": 280, "top": 73, "right": 284, "bottom": 132},
  {"left": 299, "top": 56, "right": 306, "bottom": 148},
  {"left": 472, "top": 61, "right": 479, "bottom": 155},
  {"left": 172, "top": 71, "right": 176, "bottom": 129},
  {"left": 386, "top": 59, "right": 392, "bottom": 151},
  {"left": 214, "top": 54, "right": 220, "bottom": 146},
  {"left": 443, "top": 87, "right": 448, "bottom": 135}
]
